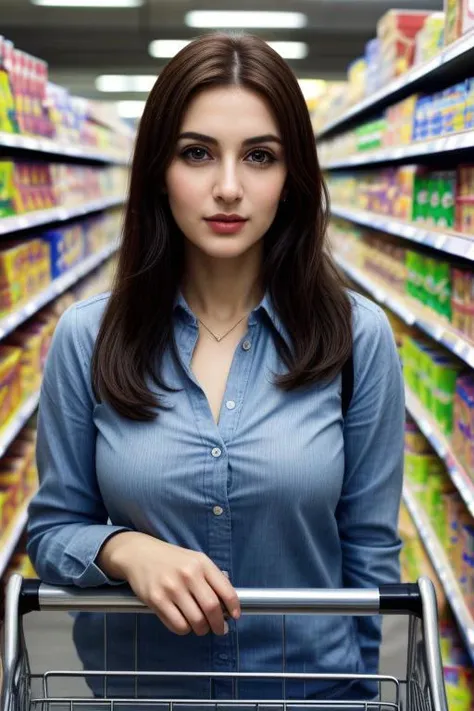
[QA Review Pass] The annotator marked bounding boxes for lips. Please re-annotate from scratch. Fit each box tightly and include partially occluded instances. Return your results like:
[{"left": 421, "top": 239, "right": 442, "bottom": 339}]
[
  {"left": 205, "top": 214, "right": 247, "bottom": 223},
  {"left": 204, "top": 215, "right": 248, "bottom": 235}
]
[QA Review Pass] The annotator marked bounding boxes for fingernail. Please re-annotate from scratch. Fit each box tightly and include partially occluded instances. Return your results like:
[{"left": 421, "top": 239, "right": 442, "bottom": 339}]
[{"left": 223, "top": 621, "right": 229, "bottom": 635}]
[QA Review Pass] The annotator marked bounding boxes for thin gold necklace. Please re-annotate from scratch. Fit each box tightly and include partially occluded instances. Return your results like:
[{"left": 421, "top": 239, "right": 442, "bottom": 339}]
[{"left": 198, "top": 313, "right": 249, "bottom": 343}]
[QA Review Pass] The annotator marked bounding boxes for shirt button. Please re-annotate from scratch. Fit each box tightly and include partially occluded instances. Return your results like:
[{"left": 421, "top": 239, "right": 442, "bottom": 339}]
[
  {"left": 242, "top": 340, "right": 252, "bottom": 351},
  {"left": 226, "top": 400, "right": 236, "bottom": 410},
  {"left": 211, "top": 447, "right": 222, "bottom": 458},
  {"left": 213, "top": 505, "right": 224, "bottom": 516}
]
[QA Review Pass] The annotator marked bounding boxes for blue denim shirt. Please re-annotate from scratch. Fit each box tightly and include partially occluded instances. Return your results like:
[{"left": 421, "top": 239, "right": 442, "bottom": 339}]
[{"left": 27, "top": 288, "right": 404, "bottom": 702}]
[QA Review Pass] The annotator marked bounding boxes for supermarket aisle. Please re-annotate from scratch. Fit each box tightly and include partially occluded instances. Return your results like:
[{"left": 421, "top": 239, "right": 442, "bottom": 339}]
[{"left": 23, "top": 612, "right": 407, "bottom": 698}]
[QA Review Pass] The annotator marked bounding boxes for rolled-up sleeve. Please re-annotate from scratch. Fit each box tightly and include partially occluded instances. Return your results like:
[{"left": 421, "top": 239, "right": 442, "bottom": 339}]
[
  {"left": 337, "top": 300, "right": 405, "bottom": 676},
  {"left": 27, "top": 304, "right": 130, "bottom": 587}
]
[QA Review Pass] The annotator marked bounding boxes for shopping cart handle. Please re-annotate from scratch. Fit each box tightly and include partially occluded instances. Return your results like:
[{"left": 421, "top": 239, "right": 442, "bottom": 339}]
[
  {"left": 17, "top": 577, "right": 422, "bottom": 617},
  {"left": 379, "top": 583, "right": 422, "bottom": 616}
]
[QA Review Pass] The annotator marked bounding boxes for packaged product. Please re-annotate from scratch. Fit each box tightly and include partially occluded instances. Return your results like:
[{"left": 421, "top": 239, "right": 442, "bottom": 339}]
[
  {"left": 0, "top": 345, "right": 23, "bottom": 428},
  {"left": 377, "top": 10, "right": 432, "bottom": 80},
  {"left": 445, "top": 0, "right": 463, "bottom": 43}
]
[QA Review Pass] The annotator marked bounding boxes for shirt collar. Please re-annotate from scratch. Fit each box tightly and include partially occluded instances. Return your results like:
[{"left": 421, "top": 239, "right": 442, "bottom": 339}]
[{"left": 173, "top": 289, "right": 291, "bottom": 347}]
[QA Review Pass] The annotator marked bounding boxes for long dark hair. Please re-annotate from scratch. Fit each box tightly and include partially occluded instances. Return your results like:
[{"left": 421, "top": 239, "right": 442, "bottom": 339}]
[{"left": 92, "top": 32, "right": 352, "bottom": 420}]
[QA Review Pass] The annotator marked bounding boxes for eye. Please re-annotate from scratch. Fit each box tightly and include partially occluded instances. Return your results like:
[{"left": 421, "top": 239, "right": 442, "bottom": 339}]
[
  {"left": 181, "top": 146, "right": 211, "bottom": 162},
  {"left": 246, "top": 149, "right": 276, "bottom": 166}
]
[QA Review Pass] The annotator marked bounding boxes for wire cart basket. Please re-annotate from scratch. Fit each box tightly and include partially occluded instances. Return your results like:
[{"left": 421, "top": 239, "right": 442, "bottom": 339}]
[{"left": 1, "top": 575, "right": 448, "bottom": 711}]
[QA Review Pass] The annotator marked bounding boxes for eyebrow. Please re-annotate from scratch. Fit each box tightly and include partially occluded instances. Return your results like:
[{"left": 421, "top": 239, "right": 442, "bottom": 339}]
[{"left": 178, "top": 132, "right": 282, "bottom": 146}]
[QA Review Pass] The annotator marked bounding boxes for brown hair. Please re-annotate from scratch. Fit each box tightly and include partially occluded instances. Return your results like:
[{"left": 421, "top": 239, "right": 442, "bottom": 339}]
[{"left": 92, "top": 32, "right": 352, "bottom": 420}]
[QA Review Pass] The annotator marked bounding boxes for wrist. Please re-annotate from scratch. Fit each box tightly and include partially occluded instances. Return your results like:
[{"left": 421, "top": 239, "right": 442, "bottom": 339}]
[{"left": 97, "top": 531, "right": 141, "bottom": 580}]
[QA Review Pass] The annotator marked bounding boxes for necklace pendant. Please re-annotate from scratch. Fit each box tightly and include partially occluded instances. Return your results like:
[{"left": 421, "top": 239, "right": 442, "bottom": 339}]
[{"left": 216, "top": 336, "right": 222, "bottom": 342}]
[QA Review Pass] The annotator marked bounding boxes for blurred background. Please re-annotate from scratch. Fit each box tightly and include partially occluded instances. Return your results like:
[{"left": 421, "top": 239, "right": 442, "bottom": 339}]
[{"left": 1, "top": 0, "right": 444, "bottom": 121}]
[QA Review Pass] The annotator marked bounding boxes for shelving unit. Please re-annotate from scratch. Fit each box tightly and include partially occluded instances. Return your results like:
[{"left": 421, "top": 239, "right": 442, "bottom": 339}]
[
  {"left": 405, "top": 388, "right": 474, "bottom": 517},
  {"left": 334, "top": 252, "right": 474, "bottom": 368},
  {"left": 0, "top": 493, "right": 35, "bottom": 578},
  {"left": 318, "top": 32, "right": 474, "bottom": 139},
  {"left": 331, "top": 204, "right": 474, "bottom": 260},
  {"left": 321, "top": 131, "right": 474, "bottom": 169},
  {"left": 0, "top": 241, "right": 118, "bottom": 341},
  {"left": 403, "top": 484, "right": 474, "bottom": 662},
  {"left": 0, "top": 392, "right": 41, "bottom": 459},
  {"left": 0, "top": 130, "right": 130, "bottom": 165},
  {"left": 0, "top": 196, "right": 124, "bottom": 237}
]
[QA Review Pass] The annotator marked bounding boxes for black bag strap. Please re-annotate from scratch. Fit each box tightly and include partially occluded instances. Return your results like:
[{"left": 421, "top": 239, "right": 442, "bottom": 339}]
[{"left": 341, "top": 352, "right": 354, "bottom": 419}]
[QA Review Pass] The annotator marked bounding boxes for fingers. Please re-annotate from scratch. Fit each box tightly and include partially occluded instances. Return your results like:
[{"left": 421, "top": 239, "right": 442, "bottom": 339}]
[
  {"left": 188, "top": 580, "right": 228, "bottom": 636},
  {"left": 204, "top": 562, "right": 241, "bottom": 621},
  {"left": 148, "top": 596, "right": 192, "bottom": 636},
  {"left": 174, "top": 590, "right": 211, "bottom": 636}
]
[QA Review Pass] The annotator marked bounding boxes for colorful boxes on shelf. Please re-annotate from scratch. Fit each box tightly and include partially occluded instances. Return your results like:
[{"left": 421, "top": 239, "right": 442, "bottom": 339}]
[{"left": 377, "top": 9, "right": 433, "bottom": 82}]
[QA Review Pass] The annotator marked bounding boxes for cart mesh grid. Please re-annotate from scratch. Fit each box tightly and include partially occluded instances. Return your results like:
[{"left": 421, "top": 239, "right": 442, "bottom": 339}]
[{"left": 1, "top": 576, "right": 447, "bottom": 711}]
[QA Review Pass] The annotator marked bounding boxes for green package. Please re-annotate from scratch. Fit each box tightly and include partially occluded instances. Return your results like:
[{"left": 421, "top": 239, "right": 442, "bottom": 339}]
[
  {"left": 437, "top": 171, "right": 456, "bottom": 229},
  {"left": 426, "top": 173, "right": 440, "bottom": 226},
  {"left": 0, "top": 161, "right": 15, "bottom": 219},
  {"left": 424, "top": 257, "right": 437, "bottom": 311},
  {"left": 431, "top": 358, "right": 464, "bottom": 436},
  {"left": 413, "top": 173, "right": 429, "bottom": 223},
  {"left": 434, "top": 261, "right": 452, "bottom": 320}
]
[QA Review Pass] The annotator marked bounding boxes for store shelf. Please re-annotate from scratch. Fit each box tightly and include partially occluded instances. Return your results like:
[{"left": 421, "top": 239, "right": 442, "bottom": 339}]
[
  {"left": 0, "top": 493, "right": 35, "bottom": 578},
  {"left": 0, "top": 195, "right": 124, "bottom": 237},
  {"left": 334, "top": 253, "right": 474, "bottom": 369},
  {"left": 0, "top": 392, "right": 40, "bottom": 459},
  {"left": 405, "top": 388, "right": 474, "bottom": 517},
  {"left": 403, "top": 484, "right": 474, "bottom": 660},
  {"left": 0, "top": 130, "right": 130, "bottom": 165},
  {"left": 321, "top": 130, "right": 474, "bottom": 169},
  {"left": 0, "top": 241, "right": 118, "bottom": 341},
  {"left": 318, "top": 32, "right": 474, "bottom": 139},
  {"left": 331, "top": 204, "right": 474, "bottom": 261}
]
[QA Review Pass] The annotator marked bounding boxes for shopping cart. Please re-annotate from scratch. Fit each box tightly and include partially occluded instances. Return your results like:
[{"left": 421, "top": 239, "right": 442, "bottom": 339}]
[{"left": 1, "top": 574, "right": 448, "bottom": 711}]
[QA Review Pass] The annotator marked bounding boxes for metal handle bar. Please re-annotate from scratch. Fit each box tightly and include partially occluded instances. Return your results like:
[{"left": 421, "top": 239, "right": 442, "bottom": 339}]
[{"left": 18, "top": 578, "right": 422, "bottom": 616}]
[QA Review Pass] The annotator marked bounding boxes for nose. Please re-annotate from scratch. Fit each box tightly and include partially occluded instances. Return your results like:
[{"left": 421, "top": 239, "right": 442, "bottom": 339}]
[{"left": 212, "top": 158, "right": 243, "bottom": 203}]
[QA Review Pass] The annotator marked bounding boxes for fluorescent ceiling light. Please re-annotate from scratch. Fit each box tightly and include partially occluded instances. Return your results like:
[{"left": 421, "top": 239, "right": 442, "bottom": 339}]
[
  {"left": 31, "top": 0, "right": 142, "bottom": 6},
  {"left": 185, "top": 11, "right": 307, "bottom": 29},
  {"left": 116, "top": 100, "right": 146, "bottom": 119},
  {"left": 96, "top": 75, "right": 156, "bottom": 92},
  {"left": 268, "top": 42, "right": 308, "bottom": 60},
  {"left": 149, "top": 40, "right": 191, "bottom": 58},
  {"left": 149, "top": 39, "right": 308, "bottom": 61}
]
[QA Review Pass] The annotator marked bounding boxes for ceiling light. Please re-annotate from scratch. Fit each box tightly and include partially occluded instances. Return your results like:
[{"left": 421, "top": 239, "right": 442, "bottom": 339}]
[
  {"left": 31, "top": 0, "right": 143, "bottom": 6},
  {"left": 268, "top": 42, "right": 308, "bottom": 60},
  {"left": 116, "top": 100, "right": 146, "bottom": 119},
  {"left": 96, "top": 75, "right": 156, "bottom": 93},
  {"left": 185, "top": 11, "right": 307, "bottom": 29},
  {"left": 149, "top": 40, "right": 191, "bottom": 58}
]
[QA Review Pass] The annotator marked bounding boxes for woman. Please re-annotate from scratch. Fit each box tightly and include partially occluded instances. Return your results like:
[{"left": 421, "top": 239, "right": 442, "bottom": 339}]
[{"left": 27, "top": 32, "right": 404, "bottom": 704}]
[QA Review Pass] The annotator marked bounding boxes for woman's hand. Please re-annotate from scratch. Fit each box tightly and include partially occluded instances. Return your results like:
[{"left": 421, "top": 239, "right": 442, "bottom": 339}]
[{"left": 97, "top": 531, "right": 241, "bottom": 637}]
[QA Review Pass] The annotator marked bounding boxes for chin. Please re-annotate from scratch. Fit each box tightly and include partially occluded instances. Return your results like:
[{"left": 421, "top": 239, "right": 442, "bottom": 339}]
[{"left": 194, "top": 237, "right": 260, "bottom": 259}]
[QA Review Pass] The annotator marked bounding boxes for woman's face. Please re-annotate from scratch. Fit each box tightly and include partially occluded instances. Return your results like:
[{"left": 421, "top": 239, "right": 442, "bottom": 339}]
[{"left": 165, "top": 86, "right": 287, "bottom": 260}]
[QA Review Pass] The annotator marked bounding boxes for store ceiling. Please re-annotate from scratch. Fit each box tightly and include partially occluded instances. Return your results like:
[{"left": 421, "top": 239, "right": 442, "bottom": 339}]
[{"left": 2, "top": 0, "right": 443, "bottom": 103}]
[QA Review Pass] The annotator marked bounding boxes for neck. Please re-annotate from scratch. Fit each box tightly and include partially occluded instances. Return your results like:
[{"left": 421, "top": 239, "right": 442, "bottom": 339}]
[{"left": 181, "top": 242, "right": 264, "bottom": 322}]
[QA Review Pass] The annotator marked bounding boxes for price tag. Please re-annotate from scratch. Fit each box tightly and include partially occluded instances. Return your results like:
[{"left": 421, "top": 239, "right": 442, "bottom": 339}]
[
  {"left": 24, "top": 301, "right": 36, "bottom": 317},
  {"left": 465, "top": 243, "right": 474, "bottom": 261},
  {"left": 461, "top": 132, "right": 474, "bottom": 149},
  {"left": 445, "top": 135, "right": 459, "bottom": 151}
]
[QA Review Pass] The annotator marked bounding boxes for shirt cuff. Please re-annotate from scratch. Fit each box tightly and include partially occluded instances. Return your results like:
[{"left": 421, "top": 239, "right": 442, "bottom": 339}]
[{"left": 66, "top": 525, "right": 131, "bottom": 587}]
